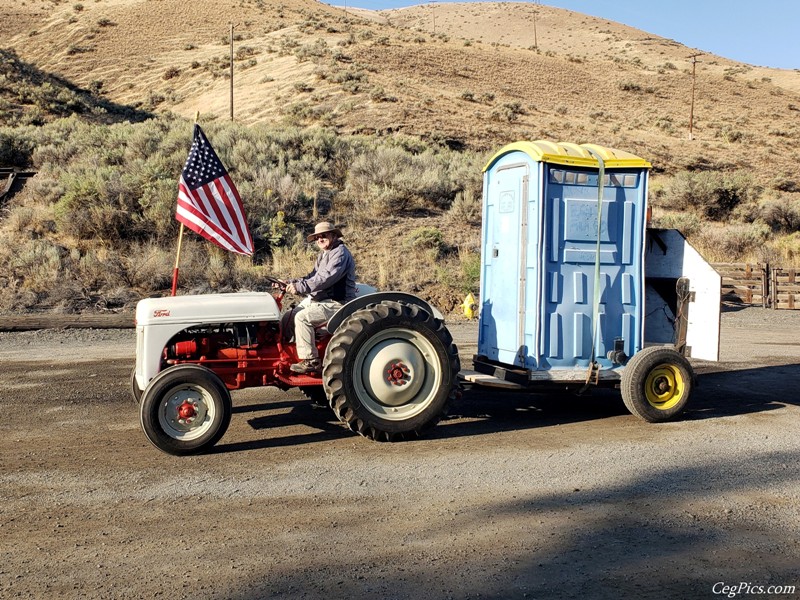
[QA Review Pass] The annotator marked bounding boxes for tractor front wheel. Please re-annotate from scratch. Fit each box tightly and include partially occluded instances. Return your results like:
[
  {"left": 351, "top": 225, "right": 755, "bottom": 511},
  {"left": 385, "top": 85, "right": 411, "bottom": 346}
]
[
  {"left": 139, "top": 364, "right": 232, "bottom": 455},
  {"left": 322, "top": 300, "right": 460, "bottom": 441},
  {"left": 621, "top": 346, "right": 694, "bottom": 422},
  {"left": 130, "top": 366, "right": 143, "bottom": 404}
]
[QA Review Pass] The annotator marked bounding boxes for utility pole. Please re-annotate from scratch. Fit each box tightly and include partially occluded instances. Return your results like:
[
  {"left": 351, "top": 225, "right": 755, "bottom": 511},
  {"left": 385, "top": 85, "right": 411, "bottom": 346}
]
[
  {"left": 532, "top": 0, "right": 539, "bottom": 49},
  {"left": 229, "top": 23, "right": 235, "bottom": 121},
  {"left": 688, "top": 53, "right": 702, "bottom": 140},
  {"left": 431, "top": 0, "right": 437, "bottom": 35}
]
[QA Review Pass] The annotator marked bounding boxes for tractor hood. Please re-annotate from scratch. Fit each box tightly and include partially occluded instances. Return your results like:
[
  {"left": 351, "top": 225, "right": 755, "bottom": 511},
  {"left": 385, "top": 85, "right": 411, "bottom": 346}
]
[{"left": 136, "top": 293, "right": 280, "bottom": 326}]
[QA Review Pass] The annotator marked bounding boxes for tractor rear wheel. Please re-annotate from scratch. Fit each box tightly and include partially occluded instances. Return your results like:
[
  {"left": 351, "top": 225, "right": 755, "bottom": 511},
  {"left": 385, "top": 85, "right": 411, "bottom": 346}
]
[
  {"left": 139, "top": 364, "right": 232, "bottom": 455},
  {"left": 322, "top": 300, "right": 460, "bottom": 441},
  {"left": 621, "top": 346, "right": 694, "bottom": 422}
]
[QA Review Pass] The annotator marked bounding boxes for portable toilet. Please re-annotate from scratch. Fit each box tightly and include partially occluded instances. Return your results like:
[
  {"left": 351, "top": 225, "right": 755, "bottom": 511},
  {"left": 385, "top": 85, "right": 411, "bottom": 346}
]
[
  {"left": 471, "top": 140, "right": 720, "bottom": 421},
  {"left": 477, "top": 140, "right": 649, "bottom": 378}
]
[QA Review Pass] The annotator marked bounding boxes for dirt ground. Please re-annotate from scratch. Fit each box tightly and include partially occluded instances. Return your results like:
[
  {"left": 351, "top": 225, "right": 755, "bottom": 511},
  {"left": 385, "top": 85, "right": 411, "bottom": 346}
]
[{"left": 1, "top": 307, "right": 800, "bottom": 599}]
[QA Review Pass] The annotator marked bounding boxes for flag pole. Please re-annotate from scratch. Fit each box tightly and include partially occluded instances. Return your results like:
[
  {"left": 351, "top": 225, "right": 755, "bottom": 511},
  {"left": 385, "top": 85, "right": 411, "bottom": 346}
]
[
  {"left": 170, "top": 223, "right": 184, "bottom": 296},
  {"left": 171, "top": 112, "right": 200, "bottom": 296}
]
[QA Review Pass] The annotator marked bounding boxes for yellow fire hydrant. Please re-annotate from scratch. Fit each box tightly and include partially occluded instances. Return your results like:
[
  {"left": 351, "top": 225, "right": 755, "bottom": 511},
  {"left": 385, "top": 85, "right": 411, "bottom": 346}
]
[{"left": 461, "top": 293, "right": 477, "bottom": 319}]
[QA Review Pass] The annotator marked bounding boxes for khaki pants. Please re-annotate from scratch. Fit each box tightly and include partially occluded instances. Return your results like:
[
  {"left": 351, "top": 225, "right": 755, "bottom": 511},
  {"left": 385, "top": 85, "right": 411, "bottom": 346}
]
[{"left": 287, "top": 297, "right": 342, "bottom": 360}]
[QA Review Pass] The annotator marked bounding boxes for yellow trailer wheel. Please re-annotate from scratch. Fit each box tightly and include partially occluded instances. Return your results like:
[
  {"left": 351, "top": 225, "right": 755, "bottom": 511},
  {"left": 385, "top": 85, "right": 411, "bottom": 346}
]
[{"left": 621, "top": 346, "right": 694, "bottom": 422}]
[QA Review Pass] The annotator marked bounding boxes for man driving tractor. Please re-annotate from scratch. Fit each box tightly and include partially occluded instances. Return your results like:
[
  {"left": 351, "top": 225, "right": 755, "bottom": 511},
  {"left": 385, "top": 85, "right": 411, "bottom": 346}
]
[{"left": 284, "top": 221, "right": 357, "bottom": 374}]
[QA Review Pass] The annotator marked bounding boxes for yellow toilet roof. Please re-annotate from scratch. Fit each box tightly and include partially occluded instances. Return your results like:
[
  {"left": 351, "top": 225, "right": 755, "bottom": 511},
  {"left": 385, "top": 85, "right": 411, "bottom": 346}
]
[{"left": 483, "top": 140, "right": 652, "bottom": 171}]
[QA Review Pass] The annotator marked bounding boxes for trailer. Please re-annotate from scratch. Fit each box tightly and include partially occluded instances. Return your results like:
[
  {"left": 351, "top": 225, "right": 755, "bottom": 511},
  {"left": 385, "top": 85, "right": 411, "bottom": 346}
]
[
  {"left": 132, "top": 139, "right": 721, "bottom": 456},
  {"left": 462, "top": 141, "right": 720, "bottom": 421}
]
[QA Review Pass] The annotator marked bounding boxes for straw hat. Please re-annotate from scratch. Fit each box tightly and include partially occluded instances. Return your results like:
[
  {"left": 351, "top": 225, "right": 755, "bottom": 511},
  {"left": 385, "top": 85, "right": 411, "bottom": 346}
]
[{"left": 307, "top": 221, "right": 343, "bottom": 242}]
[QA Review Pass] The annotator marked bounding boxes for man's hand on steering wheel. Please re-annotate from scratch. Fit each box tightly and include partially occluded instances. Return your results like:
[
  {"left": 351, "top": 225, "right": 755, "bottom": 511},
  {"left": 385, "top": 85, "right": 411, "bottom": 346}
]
[{"left": 264, "top": 276, "right": 288, "bottom": 291}]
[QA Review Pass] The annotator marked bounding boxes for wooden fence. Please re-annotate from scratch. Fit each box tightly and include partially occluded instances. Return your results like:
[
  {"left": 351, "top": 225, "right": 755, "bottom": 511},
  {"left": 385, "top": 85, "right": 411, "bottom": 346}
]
[
  {"left": 712, "top": 262, "right": 800, "bottom": 310},
  {"left": 714, "top": 262, "right": 769, "bottom": 307},
  {"left": 770, "top": 268, "right": 800, "bottom": 310}
]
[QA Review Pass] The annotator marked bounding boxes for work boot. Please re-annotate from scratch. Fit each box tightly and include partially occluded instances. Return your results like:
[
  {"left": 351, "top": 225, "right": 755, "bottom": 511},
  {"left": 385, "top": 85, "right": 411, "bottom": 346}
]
[{"left": 290, "top": 358, "right": 321, "bottom": 374}]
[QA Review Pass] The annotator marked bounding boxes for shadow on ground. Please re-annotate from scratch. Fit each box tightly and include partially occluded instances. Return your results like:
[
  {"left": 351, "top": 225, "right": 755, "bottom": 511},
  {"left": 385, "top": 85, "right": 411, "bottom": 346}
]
[
  {"left": 225, "top": 447, "right": 800, "bottom": 600},
  {"left": 212, "top": 362, "right": 800, "bottom": 454}
]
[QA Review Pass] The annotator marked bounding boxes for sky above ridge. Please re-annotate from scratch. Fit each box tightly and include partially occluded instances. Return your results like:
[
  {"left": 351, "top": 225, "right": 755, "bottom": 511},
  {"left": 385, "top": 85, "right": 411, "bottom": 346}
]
[{"left": 328, "top": 1, "right": 800, "bottom": 70}]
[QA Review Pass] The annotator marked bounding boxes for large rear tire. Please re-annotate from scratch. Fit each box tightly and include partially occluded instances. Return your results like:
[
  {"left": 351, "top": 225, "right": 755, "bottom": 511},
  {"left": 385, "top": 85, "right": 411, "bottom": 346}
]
[
  {"left": 139, "top": 364, "right": 232, "bottom": 455},
  {"left": 621, "top": 346, "right": 694, "bottom": 422},
  {"left": 322, "top": 300, "right": 460, "bottom": 441}
]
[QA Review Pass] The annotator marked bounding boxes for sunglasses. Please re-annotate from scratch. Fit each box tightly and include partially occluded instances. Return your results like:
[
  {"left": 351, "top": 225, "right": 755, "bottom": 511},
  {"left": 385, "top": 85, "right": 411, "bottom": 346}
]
[{"left": 314, "top": 234, "right": 331, "bottom": 242}]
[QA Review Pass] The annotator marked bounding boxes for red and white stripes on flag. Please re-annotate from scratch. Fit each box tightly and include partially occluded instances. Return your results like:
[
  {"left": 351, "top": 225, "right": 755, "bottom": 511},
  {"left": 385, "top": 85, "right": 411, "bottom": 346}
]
[{"left": 176, "top": 124, "right": 254, "bottom": 256}]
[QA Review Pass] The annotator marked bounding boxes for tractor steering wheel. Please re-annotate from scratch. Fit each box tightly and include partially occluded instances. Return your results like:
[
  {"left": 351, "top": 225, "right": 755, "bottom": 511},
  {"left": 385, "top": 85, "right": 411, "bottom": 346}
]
[{"left": 264, "top": 276, "right": 288, "bottom": 291}]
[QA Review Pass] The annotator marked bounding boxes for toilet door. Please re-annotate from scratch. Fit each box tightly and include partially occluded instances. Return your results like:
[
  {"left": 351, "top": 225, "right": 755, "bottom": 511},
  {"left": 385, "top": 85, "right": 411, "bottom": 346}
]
[
  {"left": 480, "top": 163, "right": 529, "bottom": 366},
  {"left": 542, "top": 168, "right": 643, "bottom": 368}
]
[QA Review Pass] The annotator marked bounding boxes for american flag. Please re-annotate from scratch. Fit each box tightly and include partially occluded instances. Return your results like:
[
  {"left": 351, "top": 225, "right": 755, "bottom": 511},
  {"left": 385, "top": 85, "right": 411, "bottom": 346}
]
[{"left": 176, "top": 124, "right": 254, "bottom": 256}]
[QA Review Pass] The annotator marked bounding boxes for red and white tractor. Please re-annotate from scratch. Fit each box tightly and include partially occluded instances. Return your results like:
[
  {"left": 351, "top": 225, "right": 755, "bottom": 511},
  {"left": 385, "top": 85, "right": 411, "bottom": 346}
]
[{"left": 132, "top": 279, "right": 460, "bottom": 455}]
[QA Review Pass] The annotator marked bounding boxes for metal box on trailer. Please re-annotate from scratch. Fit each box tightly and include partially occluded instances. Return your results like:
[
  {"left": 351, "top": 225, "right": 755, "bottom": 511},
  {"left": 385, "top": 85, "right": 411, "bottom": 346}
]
[{"left": 469, "top": 141, "right": 720, "bottom": 421}]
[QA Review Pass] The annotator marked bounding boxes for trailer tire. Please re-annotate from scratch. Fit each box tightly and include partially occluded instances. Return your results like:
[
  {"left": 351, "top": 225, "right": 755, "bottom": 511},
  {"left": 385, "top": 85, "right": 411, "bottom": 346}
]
[
  {"left": 323, "top": 300, "right": 460, "bottom": 441},
  {"left": 621, "top": 346, "right": 694, "bottom": 422},
  {"left": 139, "top": 364, "right": 232, "bottom": 455}
]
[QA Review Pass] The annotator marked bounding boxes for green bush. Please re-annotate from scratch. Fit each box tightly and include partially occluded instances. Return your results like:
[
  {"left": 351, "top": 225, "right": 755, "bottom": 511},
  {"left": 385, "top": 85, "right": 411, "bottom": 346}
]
[
  {"left": 694, "top": 222, "right": 771, "bottom": 261},
  {"left": 447, "top": 189, "right": 481, "bottom": 225},
  {"left": 0, "top": 116, "right": 487, "bottom": 308},
  {"left": 762, "top": 197, "right": 800, "bottom": 233},
  {"left": 405, "top": 227, "right": 446, "bottom": 252},
  {"left": 651, "top": 211, "right": 703, "bottom": 237},
  {"left": 435, "top": 249, "right": 481, "bottom": 294},
  {"left": 662, "top": 170, "right": 760, "bottom": 220},
  {"left": 343, "top": 146, "right": 454, "bottom": 220}
]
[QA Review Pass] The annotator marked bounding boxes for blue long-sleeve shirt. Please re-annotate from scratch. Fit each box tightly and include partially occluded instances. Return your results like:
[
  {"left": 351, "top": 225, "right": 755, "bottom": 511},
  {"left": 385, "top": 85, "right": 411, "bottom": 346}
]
[{"left": 291, "top": 240, "right": 357, "bottom": 303}]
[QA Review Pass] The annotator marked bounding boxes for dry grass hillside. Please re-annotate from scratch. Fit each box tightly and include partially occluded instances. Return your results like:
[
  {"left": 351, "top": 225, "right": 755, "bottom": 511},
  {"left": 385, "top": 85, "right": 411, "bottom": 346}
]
[
  {"left": 4, "top": 0, "right": 800, "bottom": 178},
  {"left": 3, "top": 0, "right": 800, "bottom": 313}
]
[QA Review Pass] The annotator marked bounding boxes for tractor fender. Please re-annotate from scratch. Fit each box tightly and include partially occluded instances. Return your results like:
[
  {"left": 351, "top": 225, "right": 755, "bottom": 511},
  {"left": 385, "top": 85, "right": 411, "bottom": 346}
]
[{"left": 327, "top": 292, "right": 445, "bottom": 334}]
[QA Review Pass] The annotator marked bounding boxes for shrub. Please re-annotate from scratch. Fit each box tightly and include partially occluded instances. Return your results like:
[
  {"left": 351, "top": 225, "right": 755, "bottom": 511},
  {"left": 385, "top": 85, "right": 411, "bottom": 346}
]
[
  {"left": 8, "top": 239, "right": 62, "bottom": 294},
  {"left": 343, "top": 147, "right": 454, "bottom": 220},
  {"left": 490, "top": 102, "right": 526, "bottom": 123},
  {"left": 446, "top": 189, "right": 481, "bottom": 225},
  {"left": 115, "top": 240, "right": 174, "bottom": 290},
  {"left": 405, "top": 227, "right": 446, "bottom": 253},
  {"left": 618, "top": 81, "right": 642, "bottom": 92},
  {"left": 772, "top": 176, "right": 800, "bottom": 193},
  {"left": 368, "top": 86, "right": 396, "bottom": 102},
  {"left": 0, "top": 117, "right": 488, "bottom": 309},
  {"left": 762, "top": 197, "right": 800, "bottom": 233},
  {"left": 459, "top": 250, "right": 481, "bottom": 293},
  {"left": 693, "top": 222, "right": 771, "bottom": 261},
  {"left": 0, "top": 129, "right": 36, "bottom": 166},
  {"left": 267, "top": 233, "right": 315, "bottom": 278},
  {"left": 772, "top": 232, "right": 800, "bottom": 263},
  {"left": 294, "top": 39, "right": 328, "bottom": 62},
  {"left": 234, "top": 46, "right": 260, "bottom": 60},
  {"left": 662, "top": 171, "right": 759, "bottom": 220},
  {"left": 651, "top": 211, "right": 703, "bottom": 237}
]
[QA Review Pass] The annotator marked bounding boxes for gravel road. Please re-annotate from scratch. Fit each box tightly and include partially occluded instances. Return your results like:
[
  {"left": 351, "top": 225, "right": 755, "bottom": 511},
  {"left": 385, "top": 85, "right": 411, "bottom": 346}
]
[{"left": 1, "top": 307, "right": 799, "bottom": 599}]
